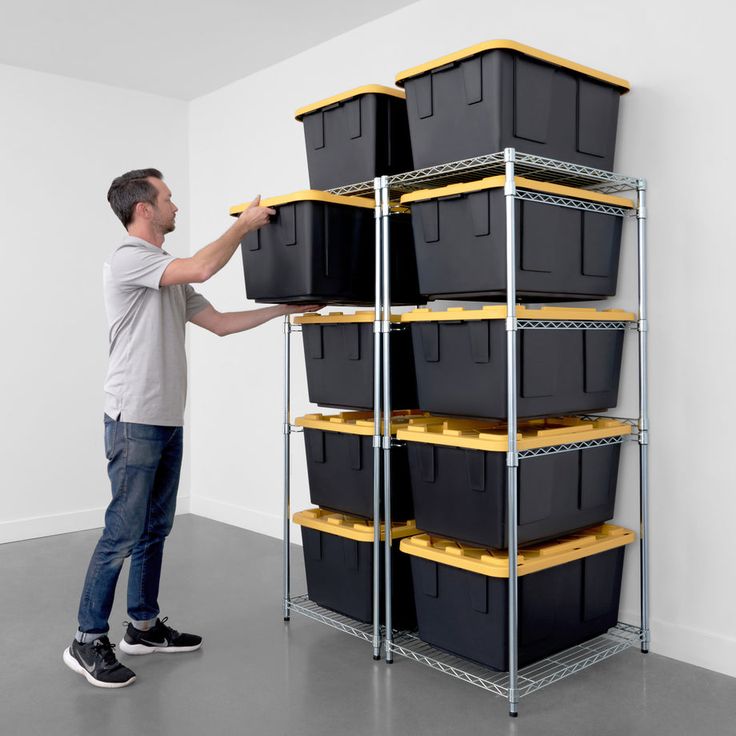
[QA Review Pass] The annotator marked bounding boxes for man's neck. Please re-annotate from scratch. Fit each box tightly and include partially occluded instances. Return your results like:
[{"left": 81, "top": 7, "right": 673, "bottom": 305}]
[{"left": 126, "top": 225, "right": 164, "bottom": 248}]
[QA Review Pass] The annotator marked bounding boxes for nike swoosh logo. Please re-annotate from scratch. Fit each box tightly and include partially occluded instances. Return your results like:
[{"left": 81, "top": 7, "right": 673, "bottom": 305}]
[
  {"left": 138, "top": 637, "right": 167, "bottom": 647},
  {"left": 79, "top": 655, "right": 96, "bottom": 674}
]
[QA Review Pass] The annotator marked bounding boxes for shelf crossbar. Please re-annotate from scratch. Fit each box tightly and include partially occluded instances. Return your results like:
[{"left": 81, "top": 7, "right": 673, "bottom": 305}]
[
  {"left": 518, "top": 434, "right": 631, "bottom": 459},
  {"left": 518, "top": 320, "right": 634, "bottom": 331},
  {"left": 388, "top": 623, "right": 642, "bottom": 699},
  {"left": 514, "top": 189, "right": 631, "bottom": 217}
]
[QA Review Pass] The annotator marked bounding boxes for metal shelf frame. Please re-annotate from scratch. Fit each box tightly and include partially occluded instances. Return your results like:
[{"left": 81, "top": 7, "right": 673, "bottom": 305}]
[
  {"left": 281, "top": 148, "right": 650, "bottom": 716},
  {"left": 378, "top": 149, "right": 650, "bottom": 716}
]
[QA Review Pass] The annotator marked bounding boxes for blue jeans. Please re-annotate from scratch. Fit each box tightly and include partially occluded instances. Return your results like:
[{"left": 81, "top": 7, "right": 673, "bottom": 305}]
[{"left": 77, "top": 415, "right": 183, "bottom": 634}]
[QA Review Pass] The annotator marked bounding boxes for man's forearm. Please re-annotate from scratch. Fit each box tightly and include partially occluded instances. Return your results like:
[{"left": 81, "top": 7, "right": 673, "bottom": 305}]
[
  {"left": 191, "top": 220, "right": 248, "bottom": 281},
  {"left": 218, "top": 305, "right": 287, "bottom": 336}
]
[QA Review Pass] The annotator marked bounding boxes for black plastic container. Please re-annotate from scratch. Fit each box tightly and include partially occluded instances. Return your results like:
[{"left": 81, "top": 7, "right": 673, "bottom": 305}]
[
  {"left": 296, "top": 312, "right": 418, "bottom": 410},
  {"left": 230, "top": 191, "right": 420, "bottom": 305},
  {"left": 397, "top": 415, "right": 629, "bottom": 548},
  {"left": 296, "top": 411, "right": 420, "bottom": 521},
  {"left": 395, "top": 40, "right": 630, "bottom": 171},
  {"left": 400, "top": 177, "right": 632, "bottom": 302},
  {"left": 295, "top": 508, "right": 418, "bottom": 628},
  {"left": 296, "top": 85, "right": 413, "bottom": 190},
  {"left": 401, "top": 525, "right": 634, "bottom": 670},
  {"left": 403, "top": 306, "right": 633, "bottom": 418}
]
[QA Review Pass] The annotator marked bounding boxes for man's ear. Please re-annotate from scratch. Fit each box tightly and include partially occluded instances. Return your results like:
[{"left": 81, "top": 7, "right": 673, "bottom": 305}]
[{"left": 134, "top": 201, "right": 150, "bottom": 221}]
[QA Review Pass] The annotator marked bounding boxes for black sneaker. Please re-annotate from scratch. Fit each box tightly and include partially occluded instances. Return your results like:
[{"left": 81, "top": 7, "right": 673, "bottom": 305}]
[
  {"left": 63, "top": 636, "right": 136, "bottom": 689},
  {"left": 118, "top": 617, "right": 202, "bottom": 655}
]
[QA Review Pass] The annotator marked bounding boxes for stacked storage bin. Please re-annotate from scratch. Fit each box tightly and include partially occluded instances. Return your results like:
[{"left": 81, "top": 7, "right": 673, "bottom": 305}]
[
  {"left": 229, "top": 84, "right": 421, "bottom": 305},
  {"left": 293, "top": 508, "right": 418, "bottom": 629},
  {"left": 232, "top": 84, "right": 423, "bottom": 624},
  {"left": 386, "top": 41, "right": 635, "bottom": 671}
]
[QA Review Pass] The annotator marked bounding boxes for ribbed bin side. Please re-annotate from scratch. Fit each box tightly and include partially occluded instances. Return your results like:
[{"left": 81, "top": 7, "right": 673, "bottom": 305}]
[
  {"left": 300, "top": 526, "right": 416, "bottom": 629},
  {"left": 303, "top": 428, "right": 414, "bottom": 520},
  {"left": 409, "top": 320, "right": 625, "bottom": 418},
  {"left": 408, "top": 191, "right": 622, "bottom": 301},
  {"left": 301, "top": 322, "right": 418, "bottom": 410},
  {"left": 409, "top": 546, "right": 626, "bottom": 671},
  {"left": 402, "top": 48, "right": 623, "bottom": 171},
  {"left": 302, "top": 93, "right": 413, "bottom": 190},
  {"left": 406, "top": 442, "right": 622, "bottom": 548},
  {"left": 241, "top": 204, "right": 421, "bottom": 305}
]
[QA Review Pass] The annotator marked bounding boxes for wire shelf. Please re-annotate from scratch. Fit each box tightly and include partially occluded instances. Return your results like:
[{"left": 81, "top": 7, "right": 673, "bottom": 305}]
[
  {"left": 518, "top": 320, "right": 635, "bottom": 331},
  {"left": 326, "top": 152, "right": 640, "bottom": 199},
  {"left": 286, "top": 595, "right": 376, "bottom": 644},
  {"left": 388, "top": 622, "right": 642, "bottom": 699}
]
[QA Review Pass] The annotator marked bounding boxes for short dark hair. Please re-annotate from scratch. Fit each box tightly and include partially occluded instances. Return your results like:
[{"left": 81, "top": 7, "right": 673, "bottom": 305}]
[{"left": 107, "top": 168, "right": 163, "bottom": 227}]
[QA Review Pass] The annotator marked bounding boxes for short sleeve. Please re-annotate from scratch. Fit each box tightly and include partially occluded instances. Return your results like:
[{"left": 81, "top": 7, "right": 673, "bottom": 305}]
[
  {"left": 185, "top": 284, "right": 212, "bottom": 321},
  {"left": 109, "top": 243, "right": 175, "bottom": 290}
]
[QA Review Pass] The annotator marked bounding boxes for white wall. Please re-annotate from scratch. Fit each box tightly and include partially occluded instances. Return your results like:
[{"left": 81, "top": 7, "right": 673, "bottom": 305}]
[
  {"left": 0, "top": 63, "right": 191, "bottom": 543},
  {"left": 188, "top": 0, "right": 736, "bottom": 678}
]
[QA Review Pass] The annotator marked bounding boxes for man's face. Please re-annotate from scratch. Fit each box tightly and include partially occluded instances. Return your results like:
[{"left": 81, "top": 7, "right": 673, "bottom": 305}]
[{"left": 148, "top": 177, "right": 178, "bottom": 234}]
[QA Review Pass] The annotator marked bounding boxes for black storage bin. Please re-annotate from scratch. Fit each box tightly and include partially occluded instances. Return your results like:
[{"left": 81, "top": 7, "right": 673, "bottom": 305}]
[
  {"left": 294, "top": 508, "right": 418, "bottom": 629},
  {"left": 397, "top": 415, "right": 630, "bottom": 548},
  {"left": 402, "top": 305, "right": 633, "bottom": 418},
  {"left": 230, "top": 191, "right": 421, "bottom": 305},
  {"left": 296, "top": 411, "right": 423, "bottom": 521},
  {"left": 395, "top": 40, "right": 630, "bottom": 171},
  {"left": 296, "top": 311, "right": 418, "bottom": 410},
  {"left": 401, "top": 524, "right": 634, "bottom": 670},
  {"left": 400, "top": 177, "right": 633, "bottom": 302},
  {"left": 296, "top": 85, "right": 413, "bottom": 190}
]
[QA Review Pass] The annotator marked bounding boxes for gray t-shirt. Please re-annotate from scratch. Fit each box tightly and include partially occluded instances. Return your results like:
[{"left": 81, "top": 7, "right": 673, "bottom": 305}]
[{"left": 103, "top": 236, "right": 210, "bottom": 426}]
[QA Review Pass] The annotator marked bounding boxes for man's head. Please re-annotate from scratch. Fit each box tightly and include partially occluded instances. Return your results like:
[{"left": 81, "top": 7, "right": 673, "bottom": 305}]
[{"left": 107, "top": 168, "right": 177, "bottom": 235}]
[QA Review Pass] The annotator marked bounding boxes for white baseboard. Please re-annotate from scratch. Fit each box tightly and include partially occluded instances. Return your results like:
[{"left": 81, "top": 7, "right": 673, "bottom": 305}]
[
  {"left": 619, "top": 609, "right": 736, "bottom": 680},
  {"left": 0, "top": 497, "right": 192, "bottom": 545},
  {"left": 188, "top": 495, "right": 285, "bottom": 540}
]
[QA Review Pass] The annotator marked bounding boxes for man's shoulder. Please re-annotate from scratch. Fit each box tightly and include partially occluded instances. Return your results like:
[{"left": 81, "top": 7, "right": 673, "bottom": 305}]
[
  {"left": 107, "top": 238, "right": 170, "bottom": 265},
  {"left": 107, "top": 237, "right": 146, "bottom": 262}
]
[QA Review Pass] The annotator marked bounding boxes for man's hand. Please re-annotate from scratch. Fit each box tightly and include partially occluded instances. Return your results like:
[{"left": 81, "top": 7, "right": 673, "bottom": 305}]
[
  {"left": 236, "top": 195, "right": 276, "bottom": 234},
  {"left": 281, "top": 304, "right": 325, "bottom": 315}
]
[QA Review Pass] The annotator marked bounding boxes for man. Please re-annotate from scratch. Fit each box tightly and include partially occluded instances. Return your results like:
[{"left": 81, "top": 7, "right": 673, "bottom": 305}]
[{"left": 63, "top": 168, "right": 320, "bottom": 688}]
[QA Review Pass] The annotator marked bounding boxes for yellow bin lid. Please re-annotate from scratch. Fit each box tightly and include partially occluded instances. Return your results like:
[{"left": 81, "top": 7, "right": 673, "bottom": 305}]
[
  {"left": 400, "top": 305, "right": 636, "bottom": 323},
  {"left": 294, "top": 508, "right": 418, "bottom": 542},
  {"left": 296, "top": 410, "right": 429, "bottom": 437},
  {"left": 295, "top": 84, "right": 406, "bottom": 120},
  {"left": 396, "top": 415, "right": 631, "bottom": 453},
  {"left": 395, "top": 40, "right": 630, "bottom": 92},
  {"left": 294, "top": 310, "right": 402, "bottom": 325},
  {"left": 229, "top": 189, "right": 374, "bottom": 217},
  {"left": 399, "top": 176, "right": 634, "bottom": 209},
  {"left": 400, "top": 524, "right": 635, "bottom": 577}
]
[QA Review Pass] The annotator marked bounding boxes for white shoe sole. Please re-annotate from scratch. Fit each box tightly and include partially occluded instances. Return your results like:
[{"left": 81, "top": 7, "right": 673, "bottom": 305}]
[
  {"left": 62, "top": 647, "right": 136, "bottom": 689},
  {"left": 118, "top": 639, "right": 202, "bottom": 655}
]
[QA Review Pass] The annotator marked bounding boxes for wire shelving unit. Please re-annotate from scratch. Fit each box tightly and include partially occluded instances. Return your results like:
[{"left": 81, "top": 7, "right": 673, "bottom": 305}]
[{"left": 281, "top": 149, "right": 649, "bottom": 716}]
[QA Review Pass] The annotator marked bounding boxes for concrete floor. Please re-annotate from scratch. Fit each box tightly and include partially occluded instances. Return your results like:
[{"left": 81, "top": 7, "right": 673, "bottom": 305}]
[{"left": 1, "top": 514, "right": 735, "bottom": 736}]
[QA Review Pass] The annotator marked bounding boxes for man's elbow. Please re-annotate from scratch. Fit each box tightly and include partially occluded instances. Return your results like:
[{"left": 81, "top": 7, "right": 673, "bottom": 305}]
[
  {"left": 192, "top": 264, "right": 215, "bottom": 284},
  {"left": 213, "top": 319, "right": 231, "bottom": 337}
]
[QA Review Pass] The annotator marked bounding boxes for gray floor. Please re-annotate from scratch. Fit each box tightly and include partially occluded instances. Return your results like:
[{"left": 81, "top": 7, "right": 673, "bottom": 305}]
[{"left": 2, "top": 515, "right": 735, "bottom": 736}]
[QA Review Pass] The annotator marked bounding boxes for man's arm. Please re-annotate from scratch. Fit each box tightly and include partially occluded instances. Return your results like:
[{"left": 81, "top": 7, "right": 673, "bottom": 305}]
[
  {"left": 160, "top": 196, "right": 275, "bottom": 287},
  {"left": 189, "top": 304, "right": 322, "bottom": 337}
]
